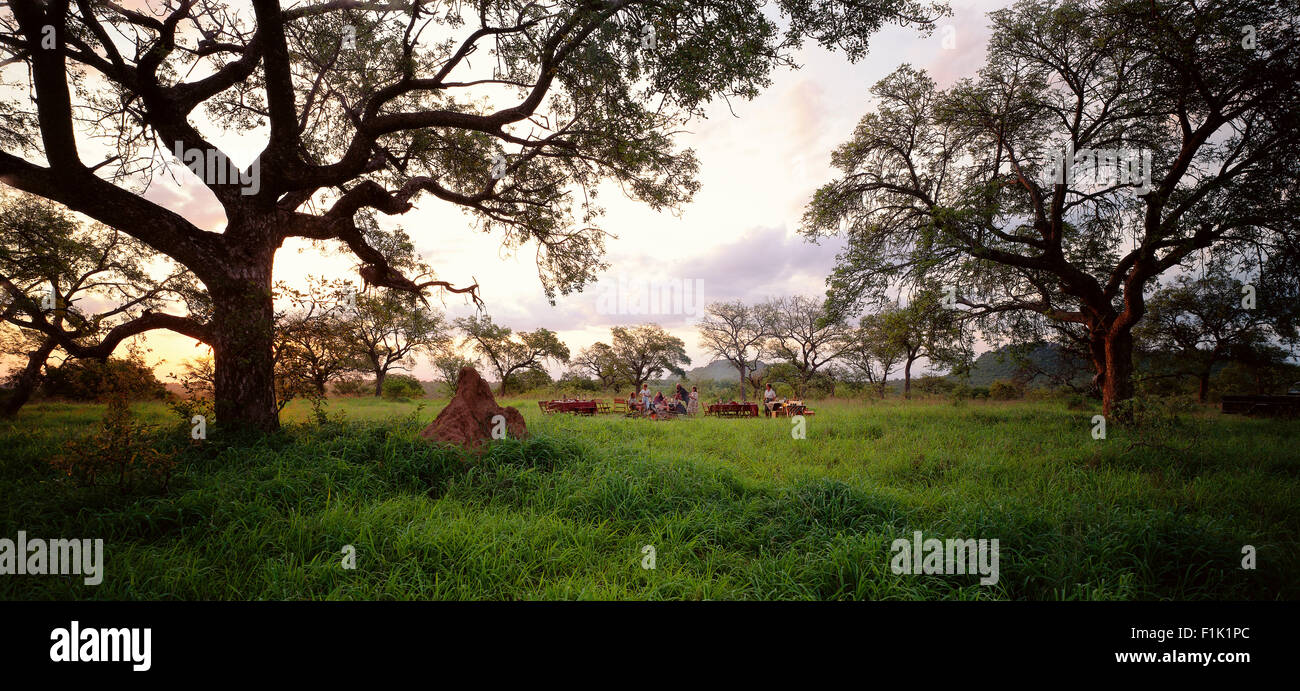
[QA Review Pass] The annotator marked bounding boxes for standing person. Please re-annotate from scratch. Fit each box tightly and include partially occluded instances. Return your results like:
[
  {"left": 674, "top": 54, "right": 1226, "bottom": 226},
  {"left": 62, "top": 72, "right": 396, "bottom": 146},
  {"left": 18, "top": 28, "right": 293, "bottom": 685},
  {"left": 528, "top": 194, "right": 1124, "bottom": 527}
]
[
  {"left": 688, "top": 386, "right": 700, "bottom": 416},
  {"left": 674, "top": 383, "right": 688, "bottom": 402},
  {"left": 763, "top": 383, "right": 777, "bottom": 417},
  {"left": 640, "top": 384, "right": 652, "bottom": 412}
]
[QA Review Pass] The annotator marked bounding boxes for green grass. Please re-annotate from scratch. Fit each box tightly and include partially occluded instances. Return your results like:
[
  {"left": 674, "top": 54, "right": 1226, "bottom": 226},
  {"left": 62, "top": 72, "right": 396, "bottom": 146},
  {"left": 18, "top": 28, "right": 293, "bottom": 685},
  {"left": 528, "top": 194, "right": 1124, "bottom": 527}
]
[{"left": 1, "top": 395, "right": 1296, "bottom": 600}]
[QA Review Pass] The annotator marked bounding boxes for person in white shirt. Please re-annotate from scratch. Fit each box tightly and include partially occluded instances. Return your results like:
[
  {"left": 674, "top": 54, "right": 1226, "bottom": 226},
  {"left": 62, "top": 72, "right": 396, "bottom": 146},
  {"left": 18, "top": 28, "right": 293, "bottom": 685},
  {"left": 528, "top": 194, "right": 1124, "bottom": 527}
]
[
  {"left": 640, "top": 385, "right": 652, "bottom": 412},
  {"left": 763, "top": 383, "right": 777, "bottom": 416}
]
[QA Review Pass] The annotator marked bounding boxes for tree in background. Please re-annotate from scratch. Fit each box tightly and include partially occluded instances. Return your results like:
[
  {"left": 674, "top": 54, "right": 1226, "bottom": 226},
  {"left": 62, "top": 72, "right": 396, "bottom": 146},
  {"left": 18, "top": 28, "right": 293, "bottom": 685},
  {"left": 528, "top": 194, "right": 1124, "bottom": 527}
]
[
  {"left": 764, "top": 295, "right": 853, "bottom": 397},
  {"left": 0, "top": 0, "right": 942, "bottom": 431},
  {"left": 1217, "top": 344, "right": 1298, "bottom": 396},
  {"left": 1135, "top": 273, "right": 1293, "bottom": 402},
  {"left": 610, "top": 324, "right": 690, "bottom": 391},
  {"left": 456, "top": 315, "right": 569, "bottom": 394},
  {"left": 276, "top": 277, "right": 365, "bottom": 397},
  {"left": 431, "top": 354, "right": 480, "bottom": 396},
  {"left": 697, "top": 300, "right": 773, "bottom": 400},
  {"left": 504, "top": 368, "right": 554, "bottom": 395},
  {"left": 350, "top": 291, "right": 451, "bottom": 397},
  {"left": 841, "top": 312, "right": 904, "bottom": 398},
  {"left": 570, "top": 342, "right": 623, "bottom": 391},
  {"left": 39, "top": 354, "right": 168, "bottom": 402},
  {"left": 0, "top": 193, "right": 196, "bottom": 417},
  {"left": 876, "top": 288, "right": 966, "bottom": 398},
  {"left": 803, "top": 0, "right": 1300, "bottom": 415}
]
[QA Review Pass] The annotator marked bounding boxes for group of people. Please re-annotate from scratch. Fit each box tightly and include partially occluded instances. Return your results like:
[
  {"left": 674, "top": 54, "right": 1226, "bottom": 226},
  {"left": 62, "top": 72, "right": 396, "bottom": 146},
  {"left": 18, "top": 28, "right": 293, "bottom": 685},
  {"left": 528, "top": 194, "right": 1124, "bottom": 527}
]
[
  {"left": 624, "top": 382, "right": 794, "bottom": 418},
  {"left": 630, "top": 383, "right": 700, "bottom": 416}
]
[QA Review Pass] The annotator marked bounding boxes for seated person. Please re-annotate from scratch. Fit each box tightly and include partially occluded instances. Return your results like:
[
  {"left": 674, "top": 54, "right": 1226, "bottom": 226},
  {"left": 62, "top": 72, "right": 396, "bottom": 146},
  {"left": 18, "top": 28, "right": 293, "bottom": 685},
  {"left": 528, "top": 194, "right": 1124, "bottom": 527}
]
[{"left": 763, "top": 384, "right": 777, "bottom": 416}]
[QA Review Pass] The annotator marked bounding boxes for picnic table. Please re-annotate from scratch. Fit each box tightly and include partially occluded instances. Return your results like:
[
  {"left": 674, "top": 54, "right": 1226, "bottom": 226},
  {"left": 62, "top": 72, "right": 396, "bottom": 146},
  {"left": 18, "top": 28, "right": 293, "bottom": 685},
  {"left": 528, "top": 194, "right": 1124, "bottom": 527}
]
[
  {"left": 545, "top": 399, "right": 599, "bottom": 415},
  {"left": 706, "top": 402, "right": 759, "bottom": 418}
]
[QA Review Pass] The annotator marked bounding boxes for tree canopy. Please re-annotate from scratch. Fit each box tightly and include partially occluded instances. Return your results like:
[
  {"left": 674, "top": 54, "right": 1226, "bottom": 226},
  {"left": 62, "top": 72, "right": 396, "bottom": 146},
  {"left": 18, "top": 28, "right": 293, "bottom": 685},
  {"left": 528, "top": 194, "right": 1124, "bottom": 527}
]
[
  {"left": 803, "top": 0, "right": 1300, "bottom": 414},
  {"left": 0, "top": 0, "right": 945, "bottom": 431}
]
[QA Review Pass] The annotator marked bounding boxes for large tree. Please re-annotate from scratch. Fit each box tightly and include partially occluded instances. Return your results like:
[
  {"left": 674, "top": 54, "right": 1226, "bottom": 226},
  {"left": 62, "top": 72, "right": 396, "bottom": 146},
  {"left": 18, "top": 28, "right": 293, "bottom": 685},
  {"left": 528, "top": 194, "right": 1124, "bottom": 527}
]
[
  {"left": 610, "top": 323, "right": 689, "bottom": 390},
  {"left": 0, "top": 0, "right": 942, "bottom": 432},
  {"left": 803, "top": 0, "right": 1300, "bottom": 416}
]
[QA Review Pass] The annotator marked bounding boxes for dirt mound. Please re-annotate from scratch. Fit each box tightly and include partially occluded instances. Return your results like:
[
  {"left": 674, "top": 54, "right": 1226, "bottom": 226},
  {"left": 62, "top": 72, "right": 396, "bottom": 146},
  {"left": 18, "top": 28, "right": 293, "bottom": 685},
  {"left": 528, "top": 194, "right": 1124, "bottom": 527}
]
[{"left": 419, "top": 366, "right": 527, "bottom": 449}]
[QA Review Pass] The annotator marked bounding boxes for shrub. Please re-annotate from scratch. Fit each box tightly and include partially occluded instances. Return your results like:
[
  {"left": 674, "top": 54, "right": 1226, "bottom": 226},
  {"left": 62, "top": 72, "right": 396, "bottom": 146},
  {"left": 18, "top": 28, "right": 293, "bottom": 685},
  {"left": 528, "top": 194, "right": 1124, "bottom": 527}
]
[
  {"left": 168, "top": 396, "right": 214, "bottom": 431},
  {"left": 382, "top": 374, "right": 425, "bottom": 400},
  {"left": 502, "top": 368, "right": 552, "bottom": 395},
  {"left": 915, "top": 375, "right": 956, "bottom": 395},
  {"left": 332, "top": 376, "right": 369, "bottom": 396},
  {"left": 989, "top": 379, "right": 1024, "bottom": 400},
  {"left": 1066, "top": 394, "right": 1090, "bottom": 410},
  {"left": 556, "top": 373, "right": 602, "bottom": 393},
  {"left": 1110, "top": 395, "right": 1199, "bottom": 451},
  {"left": 42, "top": 357, "right": 167, "bottom": 401},
  {"left": 50, "top": 389, "right": 178, "bottom": 492}
]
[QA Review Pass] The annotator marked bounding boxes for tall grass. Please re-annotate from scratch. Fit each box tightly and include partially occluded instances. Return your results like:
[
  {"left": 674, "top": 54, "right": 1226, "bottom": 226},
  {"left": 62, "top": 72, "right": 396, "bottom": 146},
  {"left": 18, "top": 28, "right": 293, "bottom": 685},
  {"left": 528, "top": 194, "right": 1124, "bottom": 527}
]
[{"left": 1, "top": 396, "right": 1295, "bottom": 600}]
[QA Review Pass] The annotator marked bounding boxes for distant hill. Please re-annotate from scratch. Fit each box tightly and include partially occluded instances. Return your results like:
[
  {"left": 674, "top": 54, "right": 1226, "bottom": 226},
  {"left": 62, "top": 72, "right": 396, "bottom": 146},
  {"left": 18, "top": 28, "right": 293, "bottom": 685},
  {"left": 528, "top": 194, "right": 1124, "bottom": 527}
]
[{"left": 954, "top": 344, "right": 1092, "bottom": 388}]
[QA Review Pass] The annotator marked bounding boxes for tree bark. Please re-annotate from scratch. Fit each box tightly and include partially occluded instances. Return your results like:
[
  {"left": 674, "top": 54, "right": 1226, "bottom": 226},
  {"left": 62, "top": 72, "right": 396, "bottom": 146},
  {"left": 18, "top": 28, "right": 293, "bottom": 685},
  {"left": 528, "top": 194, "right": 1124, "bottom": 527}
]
[
  {"left": 210, "top": 240, "right": 279, "bottom": 433},
  {"left": 1088, "top": 331, "right": 1107, "bottom": 398},
  {"left": 1198, "top": 368, "right": 1211, "bottom": 404},
  {"left": 1100, "top": 328, "right": 1135, "bottom": 418},
  {"left": 903, "top": 357, "right": 914, "bottom": 399},
  {"left": 374, "top": 369, "right": 386, "bottom": 397}
]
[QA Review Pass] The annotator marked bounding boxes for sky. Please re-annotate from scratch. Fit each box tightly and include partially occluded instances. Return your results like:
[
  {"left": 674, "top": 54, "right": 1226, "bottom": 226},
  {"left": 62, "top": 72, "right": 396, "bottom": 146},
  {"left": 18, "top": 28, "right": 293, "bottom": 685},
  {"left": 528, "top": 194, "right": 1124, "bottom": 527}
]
[{"left": 20, "top": 1, "right": 1018, "bottom": 382}]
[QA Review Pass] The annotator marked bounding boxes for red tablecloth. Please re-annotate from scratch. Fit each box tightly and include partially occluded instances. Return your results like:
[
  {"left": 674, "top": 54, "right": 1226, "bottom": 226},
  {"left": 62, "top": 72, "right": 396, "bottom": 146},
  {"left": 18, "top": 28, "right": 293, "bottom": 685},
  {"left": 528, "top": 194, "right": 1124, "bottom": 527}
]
[
  {"left": 706, "top": 403, "right": 758, "bottom": 418},
  {"left": 547, "top": 400, "right": 598, "bottom": 414}
]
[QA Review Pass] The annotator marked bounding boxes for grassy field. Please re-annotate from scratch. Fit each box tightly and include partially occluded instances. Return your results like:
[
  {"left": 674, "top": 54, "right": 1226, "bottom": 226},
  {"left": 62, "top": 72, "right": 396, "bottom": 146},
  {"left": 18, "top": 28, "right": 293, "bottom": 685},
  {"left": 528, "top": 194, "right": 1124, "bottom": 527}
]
[{"left": 1, "top": 395, "right": 1297, "bottom": 600}]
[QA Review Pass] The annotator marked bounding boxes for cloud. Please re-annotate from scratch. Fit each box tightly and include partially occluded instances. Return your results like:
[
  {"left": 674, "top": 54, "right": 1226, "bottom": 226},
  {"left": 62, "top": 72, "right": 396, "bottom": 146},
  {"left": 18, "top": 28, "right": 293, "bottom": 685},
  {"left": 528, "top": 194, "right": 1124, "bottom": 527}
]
[
  {"left": 141, "top": 175, "right": 227, "bottom": 232},
  {"left": 925, "top": 2, "right": 1004, "bottom": 87}
]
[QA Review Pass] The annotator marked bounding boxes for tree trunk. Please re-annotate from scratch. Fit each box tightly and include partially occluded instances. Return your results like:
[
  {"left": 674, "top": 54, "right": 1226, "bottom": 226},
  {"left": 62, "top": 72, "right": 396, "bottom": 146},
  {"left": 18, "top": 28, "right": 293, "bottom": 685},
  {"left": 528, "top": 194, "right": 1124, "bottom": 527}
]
[
  {"left": 1100, "top": 328, "right": 1135, "bottom": 418},
  {"left": 738, "top": 362, "right": 746, "bottom": 401},
  {"left": 1088, "top": 332, "right": 1107, "bottom": 398},
  {"left": 374, "top": 369, "right": 386, "bottom": 397},
  {"left": 903, "top": 357, "right": 914, "bottom": 399},
  {"left": 1198, "top": 368, "right": 1211, "bottom": 404},
  {"left": 0, "top": 338, "right": 57, "bottom": 418},
  {"left": 211, "top": 284, "right": 279, "bottom": 433},
  {"left": 210, "top": 236, "right": 279, "bottom": 434}
]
